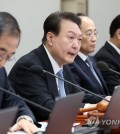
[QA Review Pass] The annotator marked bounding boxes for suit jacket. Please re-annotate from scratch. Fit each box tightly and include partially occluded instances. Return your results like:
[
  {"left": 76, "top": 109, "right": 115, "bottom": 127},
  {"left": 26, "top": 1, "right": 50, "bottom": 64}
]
[
  {"left": 9, "top": 44, "right": 82, "bottom": 121},
  {"left": 69, "top": 55, "right": 109, "bottom": 103},
  {"left": 95, "top": 41, "right": 120, "bottom": 95},
  {"left": 0, "top": 67, "right": 35, "bottom": 123}
]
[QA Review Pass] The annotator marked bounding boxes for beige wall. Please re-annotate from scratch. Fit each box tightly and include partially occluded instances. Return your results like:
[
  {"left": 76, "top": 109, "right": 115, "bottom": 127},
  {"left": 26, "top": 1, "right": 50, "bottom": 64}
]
[
  {"left": 88, "top": 0, "right": 120, "bottom": 54},
  {"left": 61, "top": 0, "right": 120, "bottom": 54},
  {"left": 0, "top": 0, "right": 120, "bottom": 72},
  {"left": 0, "top": 0, "right": 60, "bottom": 73},
  {"left": 61, "top": 0, "right": 87, "bottom": 14}
]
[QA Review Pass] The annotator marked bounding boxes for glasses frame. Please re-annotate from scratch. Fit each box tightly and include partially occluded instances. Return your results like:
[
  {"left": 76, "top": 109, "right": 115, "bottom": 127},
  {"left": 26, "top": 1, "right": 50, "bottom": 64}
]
[
  {"left": 0, "top": 49, "right": 15, "bottom": 62},
  {"left": 84, "top": 30, "right": 98, "bottom": 38}
]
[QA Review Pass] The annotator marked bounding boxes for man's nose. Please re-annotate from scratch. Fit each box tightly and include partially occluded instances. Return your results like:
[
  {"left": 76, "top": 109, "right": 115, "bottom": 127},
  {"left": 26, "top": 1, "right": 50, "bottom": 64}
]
[
  {"left": 73, "top": 39, "right": 81, "bottom": 49},
  {"left": 91, "top": 33, "right": 97, "bottom": 41}
]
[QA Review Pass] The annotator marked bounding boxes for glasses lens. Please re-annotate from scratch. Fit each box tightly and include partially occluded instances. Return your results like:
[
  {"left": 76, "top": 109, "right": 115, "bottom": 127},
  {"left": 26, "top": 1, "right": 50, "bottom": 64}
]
[{"left": 85, "top": 30, "right": 98, "bottom": 38}]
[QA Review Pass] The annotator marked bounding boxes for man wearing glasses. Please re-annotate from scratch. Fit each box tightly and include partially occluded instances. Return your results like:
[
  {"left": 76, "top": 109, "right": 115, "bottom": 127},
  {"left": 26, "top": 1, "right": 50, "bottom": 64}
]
[
  {"left": 69, "top": 14, "right": 109, "bottom": 104},
  {"left": 0, "top": 12, "right": 39, "bottom": 133}
]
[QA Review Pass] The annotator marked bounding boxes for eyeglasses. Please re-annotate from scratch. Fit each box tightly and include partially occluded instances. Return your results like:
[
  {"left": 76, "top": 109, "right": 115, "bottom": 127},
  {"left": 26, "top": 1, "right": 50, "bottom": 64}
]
[
  {"left": 84, "top": 30, "right": 98, "bottom": 38},
  {"left": 0, "top": 50, "right": 15, "bottom": 62}
]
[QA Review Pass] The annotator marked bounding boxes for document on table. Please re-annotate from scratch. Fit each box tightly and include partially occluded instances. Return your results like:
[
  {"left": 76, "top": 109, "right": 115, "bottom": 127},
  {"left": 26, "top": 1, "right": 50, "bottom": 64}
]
[{"left": 8, "top": 131, "right": 26, "bottom": 134}]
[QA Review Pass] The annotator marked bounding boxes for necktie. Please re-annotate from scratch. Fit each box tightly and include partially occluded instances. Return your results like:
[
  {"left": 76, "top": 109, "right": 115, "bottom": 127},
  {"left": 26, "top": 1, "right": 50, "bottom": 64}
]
[
  {"left": 86, "top": 57, "right": 103, "bottom": 87},
  {"left": 57, "top": 69, "right": 66, "bottom": 97}
]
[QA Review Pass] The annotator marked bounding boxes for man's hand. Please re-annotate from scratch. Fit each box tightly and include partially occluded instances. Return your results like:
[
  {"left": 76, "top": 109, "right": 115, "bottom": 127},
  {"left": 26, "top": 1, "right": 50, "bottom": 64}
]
[
  {"left": 10, "top": 119, "right": 39, "bottom": 134},
  {"left": 97, "top": 96, "right": 111, "bottom": 112}
]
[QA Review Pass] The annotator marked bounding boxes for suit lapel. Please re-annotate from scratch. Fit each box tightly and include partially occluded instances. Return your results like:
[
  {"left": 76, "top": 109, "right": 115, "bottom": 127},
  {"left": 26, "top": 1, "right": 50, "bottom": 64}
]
[
  {"left": 90, "top": 57, "right": 108, "bottom": 94},
  {"left": 75, "top": 56, "right": 106, "bottom": 94},
  {"left": 36, "top": 45, "right": 59, "bottom": 98},
  {"left": 75, "top": 56, "right": 99, "bottom": 83},
  {"left": 105, "top": 42, "right": 120, "bottom": 64}
]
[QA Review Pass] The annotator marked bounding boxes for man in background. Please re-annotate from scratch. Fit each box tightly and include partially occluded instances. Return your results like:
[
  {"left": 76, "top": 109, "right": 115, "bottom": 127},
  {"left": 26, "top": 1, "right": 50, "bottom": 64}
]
[
  {"left": 95, "top": 15, "right": 120, "bottom": 95},
  {"left": 0, "top": 12, "right": 39, "bottom": 134},
  {"left": 70, "top": 14, "right": 109, "bottom": 103}
]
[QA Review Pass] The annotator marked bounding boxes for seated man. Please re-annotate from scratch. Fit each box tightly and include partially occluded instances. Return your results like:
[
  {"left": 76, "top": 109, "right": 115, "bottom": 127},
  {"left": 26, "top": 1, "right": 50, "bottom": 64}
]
[
  {"left": 69, "top": 14, "right": 109, "bottom": 103},
  {"left": 0, "top": 12, "right": 39, "bottom": 133},
  {"left": 95, "top": 15, "right": 120, "bottom": 95},
  {"left": 9, "top": 11, "right": 83, "bottom": 121}
]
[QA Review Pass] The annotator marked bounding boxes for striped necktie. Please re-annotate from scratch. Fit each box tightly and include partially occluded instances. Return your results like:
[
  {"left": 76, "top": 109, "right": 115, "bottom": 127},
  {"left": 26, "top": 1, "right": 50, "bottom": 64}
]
[
  {"left": 57, "top": 69, "right": 66, "bottom": 97},
  {"left": 86, "top": 57, "right": 103, "bottom": 88}
]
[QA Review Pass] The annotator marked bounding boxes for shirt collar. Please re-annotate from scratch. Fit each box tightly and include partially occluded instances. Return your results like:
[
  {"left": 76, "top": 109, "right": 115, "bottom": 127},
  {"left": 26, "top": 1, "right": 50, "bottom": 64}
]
[
  {"left": 43, "top": 45, "right": 62, "bottom": 75},
  {"left": 78, "top": 52, "right": 88, "bottom": 61},
  {"left": 107, "top": 40, "right": 120, "bottom": 55}
]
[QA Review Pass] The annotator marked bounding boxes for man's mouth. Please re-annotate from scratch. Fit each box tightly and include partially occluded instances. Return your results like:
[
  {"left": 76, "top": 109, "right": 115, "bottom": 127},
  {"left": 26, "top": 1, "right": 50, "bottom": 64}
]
[{"left": 68, "top": 52, "right": 77, "bottom": 57}]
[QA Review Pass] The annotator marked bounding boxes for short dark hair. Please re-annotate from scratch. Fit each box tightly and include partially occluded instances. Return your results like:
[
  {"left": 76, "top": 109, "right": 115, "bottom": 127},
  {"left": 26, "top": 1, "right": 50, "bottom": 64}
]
[
  {"left": 109, "top": 15, "right": 120, "bottom": 37},
  {"left": 0, "top": 12, "right": 21, "bottom": 38},
  {"left": 76, "top": 13, "right": 86, "bottom": 17},
  {"left": 42, "top": 11, "right": 81, "bottom": 44}
]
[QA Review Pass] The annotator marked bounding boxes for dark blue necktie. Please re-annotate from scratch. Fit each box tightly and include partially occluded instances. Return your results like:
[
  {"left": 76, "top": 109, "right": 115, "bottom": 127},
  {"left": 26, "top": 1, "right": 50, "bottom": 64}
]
[{"left": 86, "top": 57, "right": 102, "bottom": 87}]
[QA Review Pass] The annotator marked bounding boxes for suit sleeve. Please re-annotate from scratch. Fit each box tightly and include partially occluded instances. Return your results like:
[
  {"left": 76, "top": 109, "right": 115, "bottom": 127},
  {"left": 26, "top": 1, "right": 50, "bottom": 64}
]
[
  {"left": 9, "top": 65, "right": 54, "bottom": 121},
  {"left": 97, "top": 60, "right": 120, "bottom": 95},
  {"left": 95, "top": 52, "right": 120, "bottom": 95},
  {"left": 1, "top": 68, "right": 36, "bottom": 123},
  {"left": 70, "top": 64, "right": 105, "bottom": 103}
]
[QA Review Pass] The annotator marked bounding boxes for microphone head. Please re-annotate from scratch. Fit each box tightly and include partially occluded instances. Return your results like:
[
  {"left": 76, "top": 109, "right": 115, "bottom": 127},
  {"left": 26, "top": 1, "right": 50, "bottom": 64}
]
[
  {"left": 30, "top": 65, "right": 44, "bottom": 74},
  {"left": 97, "top": 61, "right": 109, "bottom": 71}
]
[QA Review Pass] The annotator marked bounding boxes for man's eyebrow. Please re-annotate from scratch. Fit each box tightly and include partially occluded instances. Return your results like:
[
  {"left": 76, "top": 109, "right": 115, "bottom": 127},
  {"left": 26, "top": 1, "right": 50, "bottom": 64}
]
[
  {"left": 85, "top": 29, "right": 97, "bottom": 32},
  {"left": 0, "top": 48, "right": 15, "bottom": 55},
  {"left": 0, "top": 48, "right": 7, "bottom": 52}
]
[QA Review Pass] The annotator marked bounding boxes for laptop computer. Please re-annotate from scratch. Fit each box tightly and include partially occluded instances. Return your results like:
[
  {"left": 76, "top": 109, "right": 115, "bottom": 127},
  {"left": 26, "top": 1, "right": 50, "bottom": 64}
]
[
  {"left": 37, "top": 92, "right": 85, "bottom": 134},
  {"left": 0, "top": 106, "right": 18, "bottom": 134},
  {"left": 74, "top": 86, "right": 120, "bottom": 134},
  {"left": 99, "top": 85, "right": 120, "bottom": 132}
]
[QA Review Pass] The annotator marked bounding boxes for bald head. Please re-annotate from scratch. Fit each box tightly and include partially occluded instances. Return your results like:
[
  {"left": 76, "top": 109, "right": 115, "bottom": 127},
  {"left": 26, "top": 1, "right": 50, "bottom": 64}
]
[
  {"left": 79, "top": 16, "right": 96, "bottom": 33},
  {"left": 77, "top": 16, "right": 97, "bottom": 55}
]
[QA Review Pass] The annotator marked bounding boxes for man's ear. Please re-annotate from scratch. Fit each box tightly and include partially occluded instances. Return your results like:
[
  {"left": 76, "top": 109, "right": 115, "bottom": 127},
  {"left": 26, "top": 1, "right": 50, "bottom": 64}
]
[
  {"left": 46, "top": 32, "right": 54, "bottom": 46},
  {"left": 116, "top": 29, "right": 120, "bottom": 40}
]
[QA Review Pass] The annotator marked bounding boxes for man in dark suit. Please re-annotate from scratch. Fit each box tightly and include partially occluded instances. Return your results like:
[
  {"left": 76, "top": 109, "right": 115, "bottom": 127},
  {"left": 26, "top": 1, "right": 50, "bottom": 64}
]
[
  {"left": 0, "top": 12, "right": 39, "bottom": 133},
  {"left": 9, "top": 11, "right": 83, "bottom": 121},
  {"left": 95, "top": 15, "right": 120, "bottom": 95},
  {"left": 70, "top": 15, "right": 109, "bottom": 104}
]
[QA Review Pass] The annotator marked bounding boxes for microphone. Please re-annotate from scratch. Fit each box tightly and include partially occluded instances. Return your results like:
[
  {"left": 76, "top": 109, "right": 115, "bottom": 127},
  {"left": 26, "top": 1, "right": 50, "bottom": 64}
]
[
  {"left": 0, "top": 87, "right": 51, "bottom": 113},
  {"left": 30, "top": 65, "right": 110, "bottom": 102},
  {"left": 97, "top": 61, "right": 120, "bottom": 75}
]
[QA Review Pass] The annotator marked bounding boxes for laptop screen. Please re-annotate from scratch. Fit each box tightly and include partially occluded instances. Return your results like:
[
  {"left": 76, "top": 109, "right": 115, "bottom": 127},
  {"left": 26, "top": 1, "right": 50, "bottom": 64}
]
[
  {"left": 0, "top": 107, "right": 18, "bottom": 134},
  {"left": 100, "top": 86, "right": 120, "bottom": 131},
  {"left": 45, "top": 92, "right": 85, "bottom": 134}
]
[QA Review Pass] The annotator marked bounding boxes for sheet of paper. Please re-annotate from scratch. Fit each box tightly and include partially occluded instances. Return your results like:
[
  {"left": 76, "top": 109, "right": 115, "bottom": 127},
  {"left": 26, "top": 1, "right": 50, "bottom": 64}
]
[{"left": 7, "top": 131, "right": 26, "bottom": 134}]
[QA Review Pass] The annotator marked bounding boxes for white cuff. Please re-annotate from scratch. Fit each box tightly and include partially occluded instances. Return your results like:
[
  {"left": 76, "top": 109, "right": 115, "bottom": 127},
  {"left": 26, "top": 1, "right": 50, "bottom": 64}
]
[{"left": 17, "top": 115, "right": 33, "bottom": 123}]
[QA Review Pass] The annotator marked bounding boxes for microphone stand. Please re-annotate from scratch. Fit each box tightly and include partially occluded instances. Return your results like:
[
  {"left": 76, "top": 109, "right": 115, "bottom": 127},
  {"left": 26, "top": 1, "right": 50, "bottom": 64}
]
[
  {"left": 0, "top": 87, "right": 51, "bottom": 113},
  {"left": 43, "top": 70, "right": 110, "bottom": 103},
  {"left": 108, "top": 68, "right": 120, "bottom": 75}
]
